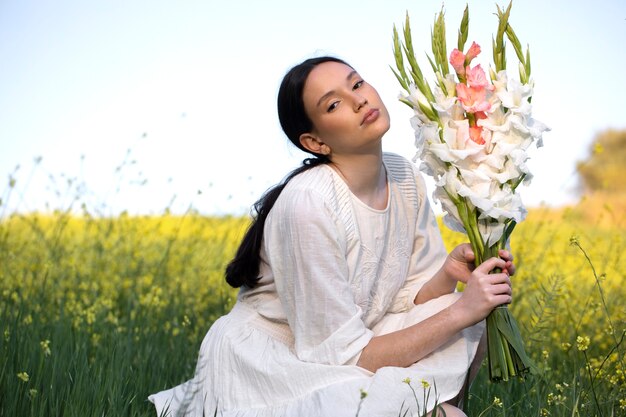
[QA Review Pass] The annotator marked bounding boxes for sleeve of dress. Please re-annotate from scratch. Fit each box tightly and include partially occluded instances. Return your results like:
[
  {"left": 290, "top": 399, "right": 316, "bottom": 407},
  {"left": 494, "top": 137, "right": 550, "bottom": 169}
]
[
  {"left": 264, "top": 185, "right": 373, "bottom": 366},
  {"left": 388, "top": 168, "right": 449, "bottom": 313}
]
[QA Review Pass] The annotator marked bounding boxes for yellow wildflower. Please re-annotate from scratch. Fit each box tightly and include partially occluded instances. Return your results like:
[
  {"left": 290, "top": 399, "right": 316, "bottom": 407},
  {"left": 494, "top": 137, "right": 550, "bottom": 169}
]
[
  {"left": 17, "top": 372, "right": 29, "bottom": 382},
  {"left": 85, "top": 308, "right": 96, "bottom": 326},
  {"left": 547, "top": 392, "right": 566, "bottom": 406},
  {"left": 542, "top": 350, "right": 549, "bottom": 360},
  {"left": 40, "top": 339, "right": 51, "bottom": 356},
  {"left": 493, "top": 397, "right": 503, "bottom": 408},
  {"left": 28, "top": 389, "right": 38, "bottom": 399},
  {"left": 420, "top": 379, "right": 430, "bottom": 389},
  {"left": 402, "top": 377, "right": 411, "bottom": 384},
  {"left": 576, "top": 335, "right": 590, "bottom": 352}
]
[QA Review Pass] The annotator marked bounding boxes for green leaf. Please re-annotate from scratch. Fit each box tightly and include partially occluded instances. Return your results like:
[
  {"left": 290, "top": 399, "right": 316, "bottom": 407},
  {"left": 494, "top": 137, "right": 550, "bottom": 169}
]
[
  {"left": 486, "top": 306, "right": 536, "bottom": 382},
  {"left": 505, "top": 24, "right": 525, "bottom": 65},
  {"left": 403, "top": 12, "right": 416, "bottom": 66},
  {"left": 457, "top": 4, "right": 469, "bottom": 52},
  {"left": 525, "top": 45, "right": 532, "bottom": 79},
  {"left": 398, "top": 97, "right": 415, "bottom": 109},
  {"left": 493, "top": 1, "right": 512, "bottom": 72},
  {"left": 426, "top": 53, "right": 438, "bottom": 74},
  {"left": 392, "top": 25, "right": 410, "bottom": 86},
  {"left": 432, "top": 7, "right": 449, "bottom": 76},
  {"left": 390, "top": 66, "right": 410, "bottom": 94},
  {"left": 392, "top": 25, "right": 410, "bottom": 92},
  {"left": 417, "top": 100, "right": 438, "bottom": 122}
]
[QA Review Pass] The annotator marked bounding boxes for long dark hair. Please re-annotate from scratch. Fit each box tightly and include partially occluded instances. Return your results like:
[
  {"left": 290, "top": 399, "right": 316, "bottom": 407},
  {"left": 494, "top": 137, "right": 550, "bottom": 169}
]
[{"left": 225, "top": 56, "right": 350, "bottom": 288}]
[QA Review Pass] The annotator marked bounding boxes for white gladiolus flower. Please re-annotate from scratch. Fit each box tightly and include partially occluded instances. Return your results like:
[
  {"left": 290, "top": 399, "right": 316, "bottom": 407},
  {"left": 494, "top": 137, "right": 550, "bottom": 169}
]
[
  {"left": 432, "top": 85, "right": 457, "bottom": 116},
  {"left": 442, "top": 73, "right": 457, "bottom": 98},
  {"left": 432, "top": 183, "right": 466, "bottom": 233},
  {"left": 407, "top": 65, "right": 547, "bottom": 235},
  {"left": 527, "top": 117, "right": 550, "bottom": 148},
  {"left": 479, "top": 222, "right": 506, "bottom": 247}
]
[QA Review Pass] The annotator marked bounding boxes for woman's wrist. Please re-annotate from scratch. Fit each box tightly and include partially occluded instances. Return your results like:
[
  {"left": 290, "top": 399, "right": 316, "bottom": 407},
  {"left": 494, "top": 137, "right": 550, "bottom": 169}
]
[
  {"left": 435, "top": 265, "right": 459, "bottom": 291},
  {"left": 414, "top": 268, "right": 458, "bottom": 305}
]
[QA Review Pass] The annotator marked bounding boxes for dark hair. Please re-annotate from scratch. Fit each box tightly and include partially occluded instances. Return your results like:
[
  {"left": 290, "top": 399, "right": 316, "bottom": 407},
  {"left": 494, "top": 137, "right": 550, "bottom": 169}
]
[{"left": 225, "top": 56, "right": 350, "bottom": 288}]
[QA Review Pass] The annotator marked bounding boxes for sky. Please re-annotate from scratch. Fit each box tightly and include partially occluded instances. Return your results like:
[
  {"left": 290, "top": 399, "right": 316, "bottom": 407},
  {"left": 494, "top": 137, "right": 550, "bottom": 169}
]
[{"left": 1, "top": 0, "right": 625, "bottom": 216}]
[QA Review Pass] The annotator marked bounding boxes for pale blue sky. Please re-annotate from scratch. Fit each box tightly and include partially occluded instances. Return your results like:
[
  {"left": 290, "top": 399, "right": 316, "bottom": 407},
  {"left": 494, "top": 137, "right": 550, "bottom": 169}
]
[{"left": 1, "top": 0, "right": 625, "bottom": 215}]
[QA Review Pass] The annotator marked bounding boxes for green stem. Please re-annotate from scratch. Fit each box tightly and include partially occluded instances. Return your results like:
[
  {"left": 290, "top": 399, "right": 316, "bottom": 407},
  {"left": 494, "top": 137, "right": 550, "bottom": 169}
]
[
  {"left": 452, "top": 199, "right": 484, "bottom": 265},
  {"left": 501, "top": 332, "right": 514, "bottom": 378}
]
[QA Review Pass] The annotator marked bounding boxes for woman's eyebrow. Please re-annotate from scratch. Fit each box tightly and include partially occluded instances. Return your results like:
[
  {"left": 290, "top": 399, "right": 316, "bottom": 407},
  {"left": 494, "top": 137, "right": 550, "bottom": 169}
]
[{"left": 316, "top": 70, "right": 359, "bottom": 108}]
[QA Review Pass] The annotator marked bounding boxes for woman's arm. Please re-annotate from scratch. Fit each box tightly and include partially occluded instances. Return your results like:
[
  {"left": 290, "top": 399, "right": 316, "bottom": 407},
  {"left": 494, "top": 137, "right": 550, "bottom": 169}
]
[
  {"left": 357, "top": 256, "right": 512, "bottom": 372},
  {"left": 265, "top": 185, "right": 374, "bottom": 365}
]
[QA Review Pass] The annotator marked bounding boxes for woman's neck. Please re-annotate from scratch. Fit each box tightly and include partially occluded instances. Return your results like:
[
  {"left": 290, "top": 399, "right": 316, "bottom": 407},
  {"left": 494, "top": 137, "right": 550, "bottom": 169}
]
[{"left": 330, "top": 151, "right": 388, "bottom": 210}]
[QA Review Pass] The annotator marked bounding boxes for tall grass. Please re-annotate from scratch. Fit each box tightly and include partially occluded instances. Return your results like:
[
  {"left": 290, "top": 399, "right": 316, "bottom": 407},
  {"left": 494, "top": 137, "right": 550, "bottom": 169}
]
[{"left": 1, "top": 168, "right": 624, "bottom": 416}]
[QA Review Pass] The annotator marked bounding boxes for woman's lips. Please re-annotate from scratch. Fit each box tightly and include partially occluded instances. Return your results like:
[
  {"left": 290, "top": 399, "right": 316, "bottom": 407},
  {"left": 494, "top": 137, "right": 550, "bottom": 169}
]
[{"left": 361, "top": 108, "right": 380, "bottom": 126}]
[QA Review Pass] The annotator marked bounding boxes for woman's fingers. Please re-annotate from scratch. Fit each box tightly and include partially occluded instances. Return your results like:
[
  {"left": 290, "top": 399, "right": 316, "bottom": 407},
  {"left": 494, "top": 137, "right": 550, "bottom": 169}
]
[
  {"left": 458, "top": 269, "right": 513, "bottom": 323},
  {"left": 475, "top": 257, "right": 507, "bottom": 274},
  {"left": 475, "top": 270, "right": 512, "bottom": 300},
  {"left": 498, "top": 249, "right": 514, "bottom": 262},
  {"left": 498, "top": 249, "right": 516, "bottom": 276},
  {"left": 462, "top": 243, "right": 475, "bottom": 262}
]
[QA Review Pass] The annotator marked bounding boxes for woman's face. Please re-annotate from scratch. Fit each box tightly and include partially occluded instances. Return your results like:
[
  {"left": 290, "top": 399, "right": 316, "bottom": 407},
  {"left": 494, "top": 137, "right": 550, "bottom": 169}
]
[{"left": 300, "top": 61, "right": 390, "bottom": 157}]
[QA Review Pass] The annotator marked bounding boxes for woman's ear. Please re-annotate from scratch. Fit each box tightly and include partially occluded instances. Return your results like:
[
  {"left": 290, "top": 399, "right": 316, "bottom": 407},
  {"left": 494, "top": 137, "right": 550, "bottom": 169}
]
[{"left": 299, "top": 133, "right": 331, "bottom": 156}]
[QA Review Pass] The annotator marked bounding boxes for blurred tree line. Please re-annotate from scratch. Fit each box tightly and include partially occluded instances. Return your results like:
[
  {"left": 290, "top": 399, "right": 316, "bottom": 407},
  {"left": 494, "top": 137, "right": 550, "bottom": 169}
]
[
  {"left": 574, "top": 128, "right": 626, "bottom": 228},
  {"left": 577, "top": 129, "right": 626, "bottom": 194}
]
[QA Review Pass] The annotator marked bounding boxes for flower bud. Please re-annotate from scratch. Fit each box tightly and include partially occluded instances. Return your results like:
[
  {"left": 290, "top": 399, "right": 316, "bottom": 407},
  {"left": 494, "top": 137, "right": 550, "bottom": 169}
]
[{"left": 518, "top": 62, "right": 527, "bottom": 84}]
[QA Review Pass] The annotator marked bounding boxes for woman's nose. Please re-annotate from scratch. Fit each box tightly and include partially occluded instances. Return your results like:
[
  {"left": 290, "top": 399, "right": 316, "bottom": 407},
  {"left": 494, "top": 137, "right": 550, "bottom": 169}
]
[{"left": 352, "top": 93, "right": 368, "bottom": 111}]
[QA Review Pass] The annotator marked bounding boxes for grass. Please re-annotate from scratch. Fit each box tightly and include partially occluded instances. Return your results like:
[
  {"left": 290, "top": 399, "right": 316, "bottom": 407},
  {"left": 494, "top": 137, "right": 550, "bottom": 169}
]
[{"left": 1, "top": 176, "right": 625, "bottom": 416}]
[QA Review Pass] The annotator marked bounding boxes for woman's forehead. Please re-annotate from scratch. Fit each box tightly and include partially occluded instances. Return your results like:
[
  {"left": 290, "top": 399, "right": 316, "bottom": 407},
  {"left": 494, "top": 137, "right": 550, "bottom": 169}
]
[{"left": 304, "top": 62, "right": 357, "bottom": 99}]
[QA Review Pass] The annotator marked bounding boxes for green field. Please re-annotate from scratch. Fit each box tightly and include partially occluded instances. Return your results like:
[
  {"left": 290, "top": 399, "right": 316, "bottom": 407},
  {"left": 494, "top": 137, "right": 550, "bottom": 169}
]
[{"left": 1, "top": 202, "right": 624, "bottom": 416}]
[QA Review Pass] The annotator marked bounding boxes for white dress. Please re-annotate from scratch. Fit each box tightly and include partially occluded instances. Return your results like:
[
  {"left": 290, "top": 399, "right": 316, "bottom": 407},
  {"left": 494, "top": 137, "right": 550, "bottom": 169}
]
[{"left": 149, "top": 153, "right": 484, "bottom": 417}]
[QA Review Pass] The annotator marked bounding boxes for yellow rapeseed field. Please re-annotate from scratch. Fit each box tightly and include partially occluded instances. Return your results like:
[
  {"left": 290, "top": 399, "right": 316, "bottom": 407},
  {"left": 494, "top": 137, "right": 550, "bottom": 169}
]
[{"left": 1, "top": 201, "right": 624, "bottom": 416}]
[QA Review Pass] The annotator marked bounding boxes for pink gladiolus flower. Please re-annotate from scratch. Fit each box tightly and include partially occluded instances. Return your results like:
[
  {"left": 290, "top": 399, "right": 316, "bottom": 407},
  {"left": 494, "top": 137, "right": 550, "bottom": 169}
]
[
  {"left": 469, "top": 126, "right": 485, "bottom": 145},
  {"left": 450, "top": 49, "right": 466, "bottom": 77},
  {"left": 465, "top": 42, "right": 481, "bottom": 63},
  {"left": 450, "top": 42, "right": 482, "bottom": 79},
  {"left": 454, "top": 121, "right": 485, "bottom": 147},
  {"left": 456, "top": 83, "right": 491, "bottom": 113},
  {"left": 466, "top": 64, "right": 494, "bottom": 91}
]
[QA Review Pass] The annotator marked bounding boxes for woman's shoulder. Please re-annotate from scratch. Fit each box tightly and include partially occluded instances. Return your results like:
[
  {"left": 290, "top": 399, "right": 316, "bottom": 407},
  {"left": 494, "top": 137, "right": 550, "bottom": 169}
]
[
  {"left": 274, "top": 164, "right": 347, "bottom": 213},
  {"left": 383, "top": 152, "right": 419, "bottom": 185},
  {"left": 281, "top": 164, "right": 337, "bottom": 199},
  {"left": 267, "top": 164, "right": 355, "bottom": 241}
]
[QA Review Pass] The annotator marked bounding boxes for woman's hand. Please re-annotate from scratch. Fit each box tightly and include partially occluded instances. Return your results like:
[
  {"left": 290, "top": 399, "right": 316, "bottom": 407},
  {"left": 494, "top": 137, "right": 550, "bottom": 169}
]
[
  {"left": 414, "top": 243, "right": 516, "bottom": 306},
  {"left": 443, "top": 243, "right": 516, "bottom": 285},
  {"left": 442, "top": 243, "right": 475, "bottom": 285},
  {"left": 452, "top": 256, "right": 513, "bottom": 327}
]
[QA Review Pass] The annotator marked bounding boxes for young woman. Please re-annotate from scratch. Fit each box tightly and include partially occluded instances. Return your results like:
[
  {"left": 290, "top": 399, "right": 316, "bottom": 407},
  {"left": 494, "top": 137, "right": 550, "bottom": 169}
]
[{"left": 149, "top": 56, "right": 514, "bottom": 417}]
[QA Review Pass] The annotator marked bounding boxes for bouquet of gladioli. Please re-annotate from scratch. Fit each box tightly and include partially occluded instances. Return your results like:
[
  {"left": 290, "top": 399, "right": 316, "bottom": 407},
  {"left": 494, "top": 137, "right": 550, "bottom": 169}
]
[{"left": 392, "top": 2, "right": 548, "bottom": 382}]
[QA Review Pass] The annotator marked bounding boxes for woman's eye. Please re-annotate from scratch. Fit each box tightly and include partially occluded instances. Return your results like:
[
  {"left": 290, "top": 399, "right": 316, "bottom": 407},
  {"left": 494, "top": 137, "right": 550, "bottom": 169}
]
[
  {"left": 353, "top": 80, "right": 364, "bottom": 90},
  {"left": 327, "top": 101, "right": 339, "bottom": 112}
]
